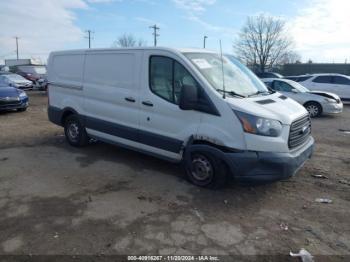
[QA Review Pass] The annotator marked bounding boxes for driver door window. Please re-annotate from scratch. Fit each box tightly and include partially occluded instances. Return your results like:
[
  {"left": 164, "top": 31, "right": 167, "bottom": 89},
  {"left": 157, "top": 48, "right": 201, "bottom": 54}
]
[{"left": 150, "top": 56, "right": 198, "bottom": 105}]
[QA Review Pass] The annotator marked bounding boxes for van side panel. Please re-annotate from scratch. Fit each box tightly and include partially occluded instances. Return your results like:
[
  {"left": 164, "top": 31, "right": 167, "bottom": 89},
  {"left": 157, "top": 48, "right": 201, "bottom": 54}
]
[
  {"left": 83, "top": 51, "right": 141, "bottom": 144},
  {"left": 48, "top": 52, "right": 86, "bottom": 118}
]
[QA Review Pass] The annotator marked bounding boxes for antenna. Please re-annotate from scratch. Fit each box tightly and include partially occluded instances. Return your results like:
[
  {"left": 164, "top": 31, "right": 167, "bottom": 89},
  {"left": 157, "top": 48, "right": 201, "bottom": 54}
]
[{"left": 219, "top": 40, "right": 226, "bottom": 99}]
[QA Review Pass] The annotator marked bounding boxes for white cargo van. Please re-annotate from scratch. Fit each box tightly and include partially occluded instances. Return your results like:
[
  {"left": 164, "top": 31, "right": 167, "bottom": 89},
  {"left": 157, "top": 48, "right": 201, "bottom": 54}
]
[{"left": 47, "top": 47, "right": 314, "bottom": 188}]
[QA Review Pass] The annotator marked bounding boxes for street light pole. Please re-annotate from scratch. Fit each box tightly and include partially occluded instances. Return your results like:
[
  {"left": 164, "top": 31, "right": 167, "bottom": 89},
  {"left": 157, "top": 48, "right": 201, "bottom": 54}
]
[
  {"left": 85, "top": 30, "right": 94, "bottom": 49},
  {"left": 14, "top": 36, "right": 19, "bottom": 59},
  {"left": 203, "top": 36, "right": 208, "bottom": 48}
]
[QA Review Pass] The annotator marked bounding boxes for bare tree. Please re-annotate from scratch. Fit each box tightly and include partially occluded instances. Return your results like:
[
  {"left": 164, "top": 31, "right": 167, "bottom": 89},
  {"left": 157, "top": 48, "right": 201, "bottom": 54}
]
[
  {"left": 234, "top": 14, "right": 294, "bottom": 72},
  {"left": 113, "top": 33, "right": 146, "bottom": 48},
  {"left": 279, "top": 51, "right": 302, "bottom": 64}
]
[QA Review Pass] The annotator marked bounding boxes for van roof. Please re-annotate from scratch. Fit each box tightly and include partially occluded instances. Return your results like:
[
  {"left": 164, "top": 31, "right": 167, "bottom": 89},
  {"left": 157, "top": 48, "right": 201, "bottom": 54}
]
[{"left": 49, "top": 47, "right": 218, "bottom": 56}]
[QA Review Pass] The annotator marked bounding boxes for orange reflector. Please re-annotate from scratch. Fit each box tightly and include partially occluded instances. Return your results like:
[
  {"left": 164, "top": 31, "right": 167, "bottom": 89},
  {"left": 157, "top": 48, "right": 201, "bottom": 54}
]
[{"left": 241, "top": 117, "right": 256, "bottom": 134}]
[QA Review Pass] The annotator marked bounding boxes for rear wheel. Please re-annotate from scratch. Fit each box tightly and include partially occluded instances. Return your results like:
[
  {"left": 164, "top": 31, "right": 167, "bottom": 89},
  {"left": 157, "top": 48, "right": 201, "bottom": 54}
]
[
  {"left": 185, "top": 151, "right": 227, "bottom": 189},
  {"left": 305, "top": 102, "right": 322, "bottom": 117},
  {"left": 64, "top": 114, "right": 89, "bottom": 147},
  {"left": 17, "top": 107, "right": 27, "bottom": 112}
]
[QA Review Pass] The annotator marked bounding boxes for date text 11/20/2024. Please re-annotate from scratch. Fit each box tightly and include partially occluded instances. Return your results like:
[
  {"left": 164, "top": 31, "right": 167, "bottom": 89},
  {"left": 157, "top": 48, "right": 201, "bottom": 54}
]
[{"left": 127, "top": 256, "right": 220, "bottom": 261}]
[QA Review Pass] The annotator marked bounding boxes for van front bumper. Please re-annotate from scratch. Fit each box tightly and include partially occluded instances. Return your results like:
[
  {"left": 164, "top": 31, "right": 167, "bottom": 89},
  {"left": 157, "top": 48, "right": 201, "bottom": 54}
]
[{"left": 226, "top": 136, "right": 314, "bottom": 183}]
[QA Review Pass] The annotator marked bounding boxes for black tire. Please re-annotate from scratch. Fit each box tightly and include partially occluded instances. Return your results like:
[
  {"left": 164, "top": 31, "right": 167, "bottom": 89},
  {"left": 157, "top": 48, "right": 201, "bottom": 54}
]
[
  {"left": 64, "top": 114, "right": 89, "bottom": 147},
  {"left": 305, "top": 101, "right": 322, "bottom": 118},
  {"left": 17, "top": 107, "right": 27, "bottom": 112},
  {"left": 185, "top": 151, "right": 227, "bottom": 189}
]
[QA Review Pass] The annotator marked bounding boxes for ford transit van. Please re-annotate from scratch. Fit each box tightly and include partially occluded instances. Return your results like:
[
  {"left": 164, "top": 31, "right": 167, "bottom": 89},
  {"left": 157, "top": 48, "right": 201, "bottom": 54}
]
[{"left": 47, "top": 48, "right": 314, "bottom": 188}]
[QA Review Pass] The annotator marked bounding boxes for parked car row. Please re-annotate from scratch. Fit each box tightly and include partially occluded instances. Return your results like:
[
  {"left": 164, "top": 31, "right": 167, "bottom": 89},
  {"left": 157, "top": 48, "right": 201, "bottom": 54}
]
[
  {"left": 255, "top": 71, "right": 349, "bottom": 117},
  {"left": 286, "top": 73, "right": 350, "bottom": 103},
  {"left": 11, "top": 64, "right": 48, "bottom": 90},
  {"left": 263, "top": 78, "right": 343, "bottom": 117},
  {"left": 256, "top": 72, "right": 350, "bottom": 102},
  {"left": 0, "top": 77, "right": 29, "bottom": 112},
  {"left": 0, "top": 64, "right": 48, "bottom": 91},
  {"left": 0, "top": 72, "right": 33, "bottom": 90}
]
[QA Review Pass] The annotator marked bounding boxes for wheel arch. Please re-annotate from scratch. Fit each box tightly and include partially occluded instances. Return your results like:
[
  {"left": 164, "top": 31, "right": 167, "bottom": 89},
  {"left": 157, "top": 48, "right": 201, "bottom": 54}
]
[
  {"left": 60, "top": 107, "right": 79, "bottom": 125},
  {"left": 183, "top": 136, "right": 240, "bottom": 174},
  {"left": 303, "top": 100, "right": 323, "bottom": 113},
  {"left": 303, "top": 100, "right": 322, "bottom": 108}
]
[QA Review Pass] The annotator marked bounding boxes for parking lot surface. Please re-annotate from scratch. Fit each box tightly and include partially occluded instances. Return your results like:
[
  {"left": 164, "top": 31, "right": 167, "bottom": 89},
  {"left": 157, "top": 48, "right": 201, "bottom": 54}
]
[{"left": 0, "top": 91, "right": 349, "bottom": 259}]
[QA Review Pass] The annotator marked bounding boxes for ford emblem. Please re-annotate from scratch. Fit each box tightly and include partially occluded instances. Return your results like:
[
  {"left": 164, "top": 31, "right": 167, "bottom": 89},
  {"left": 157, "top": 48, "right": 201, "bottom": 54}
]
[{"left": 301, "top": 125, "right": 309, "bottom": 134}]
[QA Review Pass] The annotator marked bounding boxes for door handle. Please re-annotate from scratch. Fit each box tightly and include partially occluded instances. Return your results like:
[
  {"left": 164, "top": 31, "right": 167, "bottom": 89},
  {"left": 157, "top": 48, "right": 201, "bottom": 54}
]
[
  {"left": 125, "top": 97, "right": 136, "bottom": 103},
  {"left": 142, "top": 101, "right": 153, "bottom": 107}
]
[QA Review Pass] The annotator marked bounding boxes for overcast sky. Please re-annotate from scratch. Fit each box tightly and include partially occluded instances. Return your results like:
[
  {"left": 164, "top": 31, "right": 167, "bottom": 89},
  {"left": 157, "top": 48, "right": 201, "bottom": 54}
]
[{"left": 1, "top": 0, "right": 349, "bottom": 64}]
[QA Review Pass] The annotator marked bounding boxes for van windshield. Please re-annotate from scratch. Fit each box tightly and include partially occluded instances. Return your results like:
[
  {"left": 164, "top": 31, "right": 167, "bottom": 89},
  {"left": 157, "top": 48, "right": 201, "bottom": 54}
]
[{"left": 183, "top": 53, "right": 268, "bottom": 97}]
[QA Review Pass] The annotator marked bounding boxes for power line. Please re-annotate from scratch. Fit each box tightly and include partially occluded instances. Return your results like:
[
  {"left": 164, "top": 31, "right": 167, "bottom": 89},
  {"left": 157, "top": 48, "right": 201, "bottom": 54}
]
[
  {"left": 85, "top": 30, "right": 94, "bottom": 49},
  {"left": 149, "top": 24, "right": 160, "bottom": 47}
]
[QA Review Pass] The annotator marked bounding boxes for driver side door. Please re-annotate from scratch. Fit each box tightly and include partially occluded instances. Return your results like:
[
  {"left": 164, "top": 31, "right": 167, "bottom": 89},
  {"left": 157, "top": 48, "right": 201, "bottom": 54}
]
[{"left": 138, "top": 51, "right": 202, "bottom": 161}]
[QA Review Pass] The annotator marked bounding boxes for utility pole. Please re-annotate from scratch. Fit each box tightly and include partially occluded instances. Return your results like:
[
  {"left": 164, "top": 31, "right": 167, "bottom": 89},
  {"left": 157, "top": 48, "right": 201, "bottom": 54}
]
[
  {"left": 85, "top": 30, "right": 93, "bottom": 48},
  {"left": 149, "top": 24, "right": 160, "bottom": 47},
  {"left": 203, "top": 36, "right": 208, "bottom": 48},
  {"left": 14, "top": 36, "right": 19, "bottom": 59}
]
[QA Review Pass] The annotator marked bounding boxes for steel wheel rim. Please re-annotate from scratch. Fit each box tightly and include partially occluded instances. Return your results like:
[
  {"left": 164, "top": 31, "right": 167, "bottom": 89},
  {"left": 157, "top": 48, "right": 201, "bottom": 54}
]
[
  {"left": 307, "top": 105, "right": 319, "bottom": 117},
  {"left": 191, "top": 154, "right": 213, "bottom": 181},
  {"left": 68, "top": 122, "right": 79, "bottom": 141}
]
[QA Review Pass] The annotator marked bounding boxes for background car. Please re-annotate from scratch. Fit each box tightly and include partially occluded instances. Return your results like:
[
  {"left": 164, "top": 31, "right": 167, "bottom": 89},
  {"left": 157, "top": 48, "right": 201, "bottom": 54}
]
[
  {"left": 0, "top": 65, "right": 10, "bottom": 72},
  {"left": 284, "top": 75, "right": 313, "bottom": 82},
  {"left": 0, "top": 78, "right": 29, "bottom": 112},
  {"left": 297, "top": 73, "right": 350, "bottom": 102},
  {"left": 11, "top": 65, "right": 48, "bottom": 90},
  {"left": 263, "top": 78, "right": 343, "bottom": 117},
  {"left": 256, "top": 72, "right": 283, "bottom": 78},
  {"left": 0, "top": 73, "right": 33, "bottom": 90}
]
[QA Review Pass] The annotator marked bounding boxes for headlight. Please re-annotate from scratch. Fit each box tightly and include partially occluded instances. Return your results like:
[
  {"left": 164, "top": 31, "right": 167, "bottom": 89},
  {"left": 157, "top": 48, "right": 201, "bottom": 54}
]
[
  {"left": 19, "top": 91, "right": 27, "bottom": 98},
  {"left": 234, "top": 110, "right": 282, "bottom": 137},
  {"left": 324, "top": 98, "right": 336, "bottom": 103}
]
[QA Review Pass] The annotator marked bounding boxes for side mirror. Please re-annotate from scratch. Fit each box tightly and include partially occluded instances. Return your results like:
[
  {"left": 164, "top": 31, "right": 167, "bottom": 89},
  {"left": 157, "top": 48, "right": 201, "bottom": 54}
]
[
  {"left": 291, "top": 88, "right": 298, "bottom": 93},
  {"left": 179, "top": 85, "right": 198, "bottom": 110}
]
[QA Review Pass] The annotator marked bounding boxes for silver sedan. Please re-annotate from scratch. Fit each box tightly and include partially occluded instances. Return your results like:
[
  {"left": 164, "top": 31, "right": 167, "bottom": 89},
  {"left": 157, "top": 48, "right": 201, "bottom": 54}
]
[{"left": 263, "top": 78, "right": 343, "bottom": 117}]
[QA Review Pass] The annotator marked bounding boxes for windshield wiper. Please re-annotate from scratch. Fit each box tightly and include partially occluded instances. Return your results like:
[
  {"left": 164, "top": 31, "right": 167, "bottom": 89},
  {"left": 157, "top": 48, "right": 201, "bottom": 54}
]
[
  {"left": 248, "top": 90, "right": 274, "bottom": 97},
  {"left": 216, "top": 89, "right": 246, "bottom": 98}
]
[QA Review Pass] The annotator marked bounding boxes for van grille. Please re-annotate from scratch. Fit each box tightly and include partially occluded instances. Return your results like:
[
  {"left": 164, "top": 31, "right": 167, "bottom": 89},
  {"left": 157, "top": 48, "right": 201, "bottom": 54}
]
[{"left": 288, "top": 114, "right": 311, "bottom": 149}]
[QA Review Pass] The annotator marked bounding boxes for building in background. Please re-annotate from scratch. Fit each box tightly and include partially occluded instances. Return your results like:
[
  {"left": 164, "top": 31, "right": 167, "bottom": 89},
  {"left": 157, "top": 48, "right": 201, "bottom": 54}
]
[{"left": 281, "top": 63, "right": 350, "bottom": 76}]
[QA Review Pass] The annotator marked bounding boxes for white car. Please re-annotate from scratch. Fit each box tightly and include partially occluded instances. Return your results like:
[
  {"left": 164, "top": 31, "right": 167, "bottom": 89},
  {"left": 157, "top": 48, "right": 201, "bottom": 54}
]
[
  {"left": 263, "top": 78, "right": 343, "bottom": 117},
  {"left": 47, "top": 48, "right": 314, "bottom": 187},
  {"left": 0, "top": 73, "right": 33, "bottom": 90},
  {"left": 297, "top": 73, "right": 350, "bottom": 103}
]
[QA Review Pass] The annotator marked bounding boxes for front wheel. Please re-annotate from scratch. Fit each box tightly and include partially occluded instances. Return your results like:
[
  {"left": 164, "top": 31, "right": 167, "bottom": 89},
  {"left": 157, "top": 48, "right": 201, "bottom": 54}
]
[
  {"left": 305, "top": 102, "right": 322, "bottom": 118},
  {"left": 64, "top": 115, "right": 89, "bottom": 147},
  {"left": 17, "top": 107, "right": 27, "bottom": 112},
  {"left": 185, "top": 151, "right": 227, "bottom": 189}
]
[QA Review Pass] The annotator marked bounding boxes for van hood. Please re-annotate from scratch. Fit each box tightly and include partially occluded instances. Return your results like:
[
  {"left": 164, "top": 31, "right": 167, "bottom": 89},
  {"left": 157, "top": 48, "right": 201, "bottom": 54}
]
[{"left": 226, "top": 92, "right": 308, "bottom": 125}]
